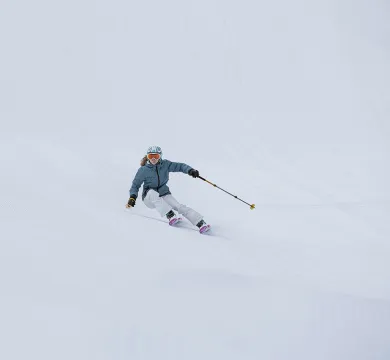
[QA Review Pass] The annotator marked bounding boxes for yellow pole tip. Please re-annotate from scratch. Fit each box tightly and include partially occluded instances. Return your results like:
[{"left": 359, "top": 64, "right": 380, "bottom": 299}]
[{"left": 250, "top": 204, "right": 255, "bottom": 210}]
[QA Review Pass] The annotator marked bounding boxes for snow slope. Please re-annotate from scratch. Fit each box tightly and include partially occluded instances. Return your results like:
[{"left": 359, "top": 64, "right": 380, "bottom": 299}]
[{"left": 1, "top": 0, "right": 389, "bottom": 359}]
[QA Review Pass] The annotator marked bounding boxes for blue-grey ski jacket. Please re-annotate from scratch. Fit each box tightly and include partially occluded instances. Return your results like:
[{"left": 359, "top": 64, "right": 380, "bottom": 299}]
[{"left": 129, "top": 159, "right": 193, "bottom": 200}]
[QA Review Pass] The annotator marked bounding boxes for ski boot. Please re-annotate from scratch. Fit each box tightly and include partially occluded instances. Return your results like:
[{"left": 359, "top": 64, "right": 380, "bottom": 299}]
[
  {"left": 196, "top": 219, "right": 211, "bottom": 234},
  {"left": 166, "top": 210, "right": 182, "bottom": 226}
]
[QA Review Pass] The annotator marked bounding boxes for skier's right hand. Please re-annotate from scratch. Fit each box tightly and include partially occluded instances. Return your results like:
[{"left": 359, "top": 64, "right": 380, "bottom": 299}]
[{"left": 126, "top": 197, "right": 136, "bottom": 208}]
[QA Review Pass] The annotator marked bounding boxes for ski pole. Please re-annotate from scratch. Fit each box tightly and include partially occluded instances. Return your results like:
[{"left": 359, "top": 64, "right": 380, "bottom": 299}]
[{"left": 198, "top": 176, "right": 255, "bottom": 210}]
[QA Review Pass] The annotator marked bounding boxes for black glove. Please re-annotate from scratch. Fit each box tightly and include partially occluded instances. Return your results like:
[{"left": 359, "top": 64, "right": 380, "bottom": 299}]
[
  {"left": 126, "top": 197, "right": 136, "bottom": 208},
  {"left": 188, "top": 169, "right": 199, "bottom": 178}
]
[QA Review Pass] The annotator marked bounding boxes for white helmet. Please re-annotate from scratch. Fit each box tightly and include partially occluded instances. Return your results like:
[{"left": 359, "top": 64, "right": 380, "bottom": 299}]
[
  {"left": 146, "top": 146, "right": 163, "bottom": 164},
  {"left": 146, "top": 145, "right": 162, "bottom": 157}
]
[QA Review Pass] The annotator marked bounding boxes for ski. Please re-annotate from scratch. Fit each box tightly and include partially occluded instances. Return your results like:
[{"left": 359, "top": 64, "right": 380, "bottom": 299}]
[{"left": 125, "top": 209, "right": 213, "bottom": 235}]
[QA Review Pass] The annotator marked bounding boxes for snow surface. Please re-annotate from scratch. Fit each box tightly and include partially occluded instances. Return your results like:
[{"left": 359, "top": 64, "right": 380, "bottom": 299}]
[{"left": 1, "top": 0, "right": 390, "bottom": 359}]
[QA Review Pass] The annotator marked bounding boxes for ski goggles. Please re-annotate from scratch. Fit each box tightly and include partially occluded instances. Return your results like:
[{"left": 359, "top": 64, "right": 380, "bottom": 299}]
[{"left": 147, "top": 153, "right": 161, "bottom": 161}]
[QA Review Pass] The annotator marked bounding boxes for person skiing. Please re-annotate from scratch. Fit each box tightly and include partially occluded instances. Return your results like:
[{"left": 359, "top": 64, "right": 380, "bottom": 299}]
[{"left": 126, "top": 146, "right": 211, "bottom": 234}]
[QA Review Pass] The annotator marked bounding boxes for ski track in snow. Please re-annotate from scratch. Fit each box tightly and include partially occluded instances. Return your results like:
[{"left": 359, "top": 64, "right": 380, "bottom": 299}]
[{"left": 125, "top": 209, "right": 232, "bottom": 240}]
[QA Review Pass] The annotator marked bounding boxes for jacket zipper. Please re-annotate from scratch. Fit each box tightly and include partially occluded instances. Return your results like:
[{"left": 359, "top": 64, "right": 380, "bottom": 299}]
[{"left": 156, "top": 166, "right": 160, "bottom": 189}]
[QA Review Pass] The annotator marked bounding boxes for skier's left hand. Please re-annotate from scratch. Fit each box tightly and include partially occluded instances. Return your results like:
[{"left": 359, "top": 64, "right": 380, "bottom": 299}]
[
  {"left": 126, "top": 197, "right": 136, "bottom": 208},
  {"left": 188, "top": 169, "right": 199, "bottom": 178}
]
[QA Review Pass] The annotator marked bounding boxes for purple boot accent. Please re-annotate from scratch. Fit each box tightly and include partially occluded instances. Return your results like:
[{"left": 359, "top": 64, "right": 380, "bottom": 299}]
[
  {"left": 199, "top": 224, "right": 211, "bottom": 234},
  {"left": 169, "top": 217, "right": 182, "bottom": 226}
]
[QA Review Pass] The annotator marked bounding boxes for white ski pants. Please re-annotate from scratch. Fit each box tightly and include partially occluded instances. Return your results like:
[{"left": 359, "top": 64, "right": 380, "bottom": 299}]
[{"left": 143, "top": 190, "right": 203, "bottom": 226}]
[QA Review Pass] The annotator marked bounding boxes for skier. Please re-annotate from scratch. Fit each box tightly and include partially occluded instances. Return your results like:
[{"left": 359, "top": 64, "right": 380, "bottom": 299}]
[{"left": 126, "top": 146, "right": 211, "bottom": 234}]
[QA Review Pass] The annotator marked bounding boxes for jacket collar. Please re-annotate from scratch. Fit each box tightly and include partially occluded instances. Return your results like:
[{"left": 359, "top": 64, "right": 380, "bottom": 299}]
[{"left": 145, "top": 160, "right": 162, "bottom": 168}]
